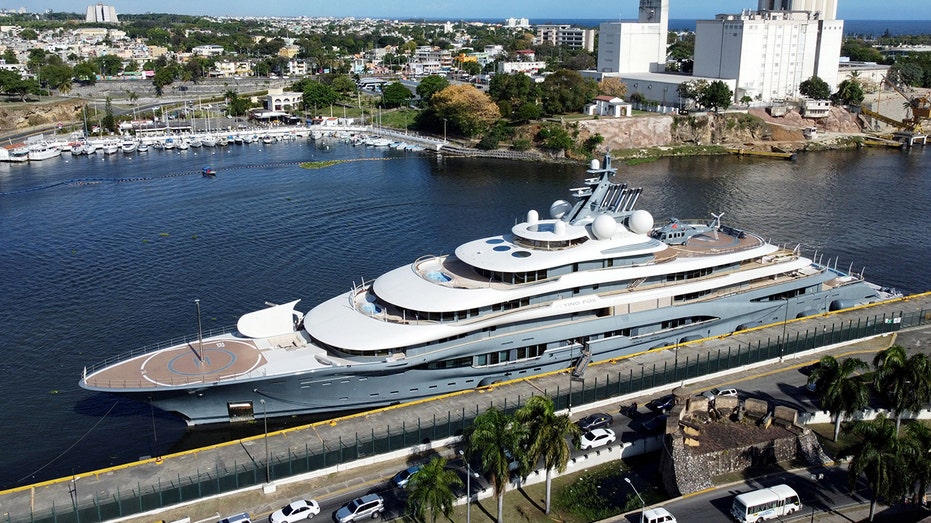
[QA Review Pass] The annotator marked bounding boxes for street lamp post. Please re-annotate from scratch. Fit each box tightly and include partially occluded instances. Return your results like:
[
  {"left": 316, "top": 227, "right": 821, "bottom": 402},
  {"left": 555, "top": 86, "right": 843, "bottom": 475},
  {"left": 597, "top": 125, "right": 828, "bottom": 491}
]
[
  {"left": 261, "top": 399, "right": 269, "bottom": 483},
  {"left": 624, "top": 477, "right": 646, "bottom": 523},
  {"left": 442, "top": 118, "right": 447, "bottom": 143},
  {"left": 458, "top": 450, "right": 478, "bottom": 523}
]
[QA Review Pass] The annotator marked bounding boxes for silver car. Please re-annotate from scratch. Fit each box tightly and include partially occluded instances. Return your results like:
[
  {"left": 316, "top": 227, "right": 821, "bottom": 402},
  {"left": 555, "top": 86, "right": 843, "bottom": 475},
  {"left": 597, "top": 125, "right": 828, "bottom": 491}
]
[{"left": 335, "top": 494, "right": 384, "bottom": 522}]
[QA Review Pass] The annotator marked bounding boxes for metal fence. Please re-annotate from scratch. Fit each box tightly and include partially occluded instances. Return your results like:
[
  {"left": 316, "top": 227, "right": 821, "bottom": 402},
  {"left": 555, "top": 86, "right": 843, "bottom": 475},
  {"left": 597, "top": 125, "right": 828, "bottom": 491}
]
[{"left": 16, "top": 307, "right": 929, "bottom": 523}]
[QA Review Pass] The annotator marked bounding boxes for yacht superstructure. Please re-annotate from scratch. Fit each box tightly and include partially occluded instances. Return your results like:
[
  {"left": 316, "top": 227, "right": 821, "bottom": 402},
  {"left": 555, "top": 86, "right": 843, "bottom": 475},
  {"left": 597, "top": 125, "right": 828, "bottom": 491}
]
[{"left": 80, "top": 153, "right": 895, "bottom": 425}]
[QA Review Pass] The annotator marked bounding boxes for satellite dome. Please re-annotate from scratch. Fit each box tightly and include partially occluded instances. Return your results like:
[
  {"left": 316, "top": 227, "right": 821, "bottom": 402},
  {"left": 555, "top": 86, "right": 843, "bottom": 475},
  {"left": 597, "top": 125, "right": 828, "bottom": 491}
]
[
  {"left": 592, "top": 214, "right": 618, "bottom": 240},
  {"left": 554, "top": 220, "right": 566, "bottom": 236},
  {"left": 590, "top": 159, "right": 600, "bottom": 170},
  {"left": 527, "top": 209, "right": 539, "bottom": 224},
  {"left": 628, "top": 209, "right": 654, "bottom": 234},
  {"left": 550, "top": 200, "right": 572, "bottom": 219}
]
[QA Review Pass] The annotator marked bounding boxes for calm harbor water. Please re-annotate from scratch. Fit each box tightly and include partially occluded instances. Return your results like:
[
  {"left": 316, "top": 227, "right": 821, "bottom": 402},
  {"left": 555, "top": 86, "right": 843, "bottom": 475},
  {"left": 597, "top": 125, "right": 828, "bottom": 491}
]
[{"left": 0, "top": 140, "right": 929, "bottom": 488}]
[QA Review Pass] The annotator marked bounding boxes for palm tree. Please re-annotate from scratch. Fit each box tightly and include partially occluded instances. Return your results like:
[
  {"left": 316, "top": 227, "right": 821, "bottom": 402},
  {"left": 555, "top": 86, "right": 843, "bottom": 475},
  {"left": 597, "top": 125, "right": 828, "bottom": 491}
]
[
  {"left": 514, "top": 395, "right": 580, "bottom": 514},
  {"left": 873, "top": 346, "right": 931, "bottom": 434},
  {"left": 846, "top": 414, "right": 911, "bottom": 521},
  {"left": 904, "top": 421, "right": 931, "bottom": 505},
  {"left": 874, "top": 345, "right": 911, "bottom": 433},
  {"left": 405, "top": 456, "right": 462, "bottom": 523},
  {"left": 808, "top": 355, "right": 870, "bottom": 440},
  {"left": 465, "top": 406, "right": 526, "bottom": 523}
]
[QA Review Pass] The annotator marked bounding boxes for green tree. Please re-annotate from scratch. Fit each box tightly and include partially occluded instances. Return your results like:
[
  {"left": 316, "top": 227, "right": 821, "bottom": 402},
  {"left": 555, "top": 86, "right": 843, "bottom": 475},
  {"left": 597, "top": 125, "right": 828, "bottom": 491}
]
[
  {"left": 19, "top": 28, "right": 38, "bottom": 40},
  {"left": 225, "top": 90, "right": 250, "bottom": 117},
  {"left": 416, "top": 75, "right": 449, "bottom": 106},
  {"left": 809, "top": 355, "right": 871, "bottom": 441},
  {"left": 887, "top": 62, "right": 925, "bottom": 88},
  {"left": 73, "top": 62, "right": 97, "bottom": 85},
  {"left": 537, "top": 124, "right": 574, "bottom": 154},
  {"left": 698, "top": 80, "right": 733, "bottom": 111},
  {"left": 328, "top": 74, "right": 358, "bottom": 98},
  {"left": 799, "top": 75, "right": 831, "bottom": 100},
  {"left": 39, "top": 63, "right": 73, "bottom": 94},
  {"left": 846, "top": 415, "right": 912, "bottom": 522},
  {"left": 873, "top": 346, "right": 931, "bottom": 434},
  {"left": 465, "top": 406, "right": 526, "bottom": 523},
  {"left": 489, "top": 73, "right": 540, "bottom": 121},
  {"left": 514, "top": 396, "right": 580, "bottom": 514},
  {"left": 405, "top": 456, "right": 462, "bottom": 523},
  {"left": 102, "top": 97, "right": 116, "bottom": 133},
  {"left": 380, "top": 81, "right": 413, "bottom": 108},
  {"left": 539, "top": 69, "right": 598, "bottom": 115},
  {"left": 302, "top": 81, "right": 339, "bottom": 114},
  {"left": 677, "top": 79, "right": 708, "bottom": 109},
  {"left": 96, "top": 55, "right": 124, "bottom": 77},
  {"left": 152, "top": 67, "right": 175, "bottom": 97}
]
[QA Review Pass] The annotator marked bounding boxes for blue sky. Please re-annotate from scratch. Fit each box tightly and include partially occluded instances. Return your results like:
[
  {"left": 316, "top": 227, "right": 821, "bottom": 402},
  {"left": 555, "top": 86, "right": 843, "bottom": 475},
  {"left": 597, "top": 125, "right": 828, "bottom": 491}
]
[{"left": 35, "top": 0, "right": 931, "bottom": 20}]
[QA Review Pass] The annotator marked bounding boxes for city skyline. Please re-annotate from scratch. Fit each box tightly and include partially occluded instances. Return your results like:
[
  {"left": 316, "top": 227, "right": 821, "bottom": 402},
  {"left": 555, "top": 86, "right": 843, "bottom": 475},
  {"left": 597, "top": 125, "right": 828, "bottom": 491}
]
[{"left": 29, "top": 0, "right": 931, "bottom": 21}]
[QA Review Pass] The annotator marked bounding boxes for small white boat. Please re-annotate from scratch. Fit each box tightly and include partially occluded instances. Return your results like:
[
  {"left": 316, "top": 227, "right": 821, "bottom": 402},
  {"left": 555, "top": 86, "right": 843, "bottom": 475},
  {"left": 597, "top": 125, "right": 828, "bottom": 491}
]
[
  {"left": 101, "top": 141, "right": 119, "bottom": 155},
  {"left": 7, "top": 146, "right": 29, "bottom": 162},
  {"left": 121, "top": 140, "right": 138, "bottom": 154},
  {"left": 137, "top": 142, "right": 149, "bottom": 153},
  {"left": 84, "top": 142, "right": 97, "bottom": 155},
  {"left": 176, "top": 139, "right": 190, "bottom": 150},
  {"left": 262, "top": 135, "right": 275, "bottom": 144},
  {"left": 202, "top": 136, "right": 217, "bottom": 147},
  {"left": 189, "top": 138, "right": 203, "bottom": 148},
  {"left": 163, "top": 139, "right": 175, "bottom": 150},
  {"left": 28, "top": 142, "right": 62, "bottom": 161},
  {"left": 71, "top": 143, "right": 85, "bottom": 156}
]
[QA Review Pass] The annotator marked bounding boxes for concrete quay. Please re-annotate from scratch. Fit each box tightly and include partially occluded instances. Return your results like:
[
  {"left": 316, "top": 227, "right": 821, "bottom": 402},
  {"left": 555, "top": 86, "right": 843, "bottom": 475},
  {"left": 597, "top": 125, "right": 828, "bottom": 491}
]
[{"left": 3, "top": 292, "right": 931, "bottom": 523}]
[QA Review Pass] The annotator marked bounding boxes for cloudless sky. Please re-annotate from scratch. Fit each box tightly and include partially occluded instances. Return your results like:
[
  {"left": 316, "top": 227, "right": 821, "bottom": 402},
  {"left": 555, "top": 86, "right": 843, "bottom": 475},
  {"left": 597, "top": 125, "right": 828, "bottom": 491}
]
[{"left": 33, "top": 0, "right": 931, "bottom": 21}]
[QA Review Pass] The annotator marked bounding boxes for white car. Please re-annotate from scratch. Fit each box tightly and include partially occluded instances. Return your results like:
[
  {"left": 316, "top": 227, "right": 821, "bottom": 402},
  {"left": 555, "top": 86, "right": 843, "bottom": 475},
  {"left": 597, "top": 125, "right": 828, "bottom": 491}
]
[
  {"left": 268, "top": 499, "right": 320, "bottom": 523},
  {"left": 701, "top": 387, "right": 738, "bottom": 401},
  {"left": 578, "top": 428, "right": 616, "bottom": 450}
]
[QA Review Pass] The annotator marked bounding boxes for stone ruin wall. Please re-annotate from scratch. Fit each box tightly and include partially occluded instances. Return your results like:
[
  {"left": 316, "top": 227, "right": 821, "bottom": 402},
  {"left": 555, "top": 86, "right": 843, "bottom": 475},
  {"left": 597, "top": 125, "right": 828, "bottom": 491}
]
[{"left": 659, "top": 396, "right": 826, "bottom": 497}]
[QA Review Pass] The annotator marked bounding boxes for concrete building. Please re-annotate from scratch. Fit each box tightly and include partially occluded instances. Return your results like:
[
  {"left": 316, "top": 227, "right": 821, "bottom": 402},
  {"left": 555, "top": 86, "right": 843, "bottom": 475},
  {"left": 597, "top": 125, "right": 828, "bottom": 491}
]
[
  {"left": 597, "top": 0, "right": 669, "bottom": 74},
  {"left": 192, "top": 44, "right": 225, "bottom": 57},
  {"left": 693, "top": 0, "right": 843, "bottom": 103},
  {"left": 85, "top": 3, "right": 118, "bottom": 23},
  {"left": 535, "top": 25, "right": 596, "bottom": 52}
]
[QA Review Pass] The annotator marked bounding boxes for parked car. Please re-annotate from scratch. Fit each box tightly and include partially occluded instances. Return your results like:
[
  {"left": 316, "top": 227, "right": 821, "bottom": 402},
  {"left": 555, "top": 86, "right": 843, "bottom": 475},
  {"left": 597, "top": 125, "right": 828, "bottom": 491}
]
[
  {"left": 269, "top": 500, "right": 320, "bottom": 523},
  {"left": 219, "top": 513, "right": 252, "bottom": 523},
  {"left": 578, "top": 428, "right": 616, "bottom": 450},
  {"left": 641, "top": 413, "right": 669, "bottom": 433},
  {"left": 643, "top": 506, "right": 678, "bottom": 523},
  {"left": 336, "top": 494, "right": 384, "bottom": 522},
  {"left": 391, "top": 464, "right": 422, "bottom": 489},
  {"left": 701, "top": 387, "right": 738, "bottom": 401},
  {"left": 646, "top": 394, "right": 675, "bottom": 413},
  {"left": 576, "top": 412, "right": 614, "bottom": 431}
]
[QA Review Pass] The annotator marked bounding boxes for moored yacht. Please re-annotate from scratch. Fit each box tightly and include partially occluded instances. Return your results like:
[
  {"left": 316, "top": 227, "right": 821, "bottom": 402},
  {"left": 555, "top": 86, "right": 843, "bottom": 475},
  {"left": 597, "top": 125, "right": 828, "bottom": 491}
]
[
  {"left": 27, "top": 142, "right": 62, "bottom": 161},
  {"left": 79, "top": 153, "right": 899, "bottom": 425}
]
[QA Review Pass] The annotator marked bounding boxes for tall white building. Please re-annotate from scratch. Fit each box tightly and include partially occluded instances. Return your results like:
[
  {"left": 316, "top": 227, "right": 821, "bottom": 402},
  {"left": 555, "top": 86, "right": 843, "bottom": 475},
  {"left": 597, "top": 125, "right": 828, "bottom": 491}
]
[
  {"left": 693, "top": 0, "right": 843, "bottom": 102},
  {"left": 596, "top": 0, "right": 669, "bottom": 74},
  {"left": 85, "top": 3, "right": 118, "bottom": 23}
]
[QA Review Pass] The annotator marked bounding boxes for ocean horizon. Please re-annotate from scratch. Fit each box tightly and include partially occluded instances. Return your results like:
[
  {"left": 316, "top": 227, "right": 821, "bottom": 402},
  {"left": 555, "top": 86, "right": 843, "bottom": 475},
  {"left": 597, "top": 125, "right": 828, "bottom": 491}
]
[{"left": 454, "top": 18, "right": 931, "bottom": 35}]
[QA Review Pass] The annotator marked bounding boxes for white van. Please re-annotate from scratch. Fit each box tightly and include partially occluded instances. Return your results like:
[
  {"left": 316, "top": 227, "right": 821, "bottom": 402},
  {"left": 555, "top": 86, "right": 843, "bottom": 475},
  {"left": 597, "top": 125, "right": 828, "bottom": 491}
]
[{"left": 642, "top": 507, "right": 677, "bottom": 523}]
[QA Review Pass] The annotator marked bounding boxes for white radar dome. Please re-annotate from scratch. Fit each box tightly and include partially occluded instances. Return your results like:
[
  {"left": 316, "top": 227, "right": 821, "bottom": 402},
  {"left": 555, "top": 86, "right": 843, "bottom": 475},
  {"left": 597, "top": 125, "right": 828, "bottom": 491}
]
[
  {"left": 590, "top": 159, "right": 600, "bottom": 170},
  {"left": 527, "top": 209, "right": 539, "bottom": 224},
  {"left": 628, "top": 209, "right": 654, "bottom": 234},
  {"left": 550, "top": 200, "right": 572, "bottom": 219},
  {"left": 554, "top": 220, "right": 566, "bottom": 236},
  {"left": 592, "top": 214, "right": 618, "bottom": 240}
]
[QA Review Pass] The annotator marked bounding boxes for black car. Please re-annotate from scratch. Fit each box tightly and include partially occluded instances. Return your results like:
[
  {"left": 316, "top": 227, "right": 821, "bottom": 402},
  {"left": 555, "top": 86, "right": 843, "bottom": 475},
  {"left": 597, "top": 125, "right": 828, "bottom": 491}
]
[
  {"left": 646, "top": 394, "right": 675, "bottom": 413},
  {"left": 576, "top": 412, "right": 614, "bottom": 431},
  {"left": 641, "top": 413, "right": 669, "bottom": 433}
]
